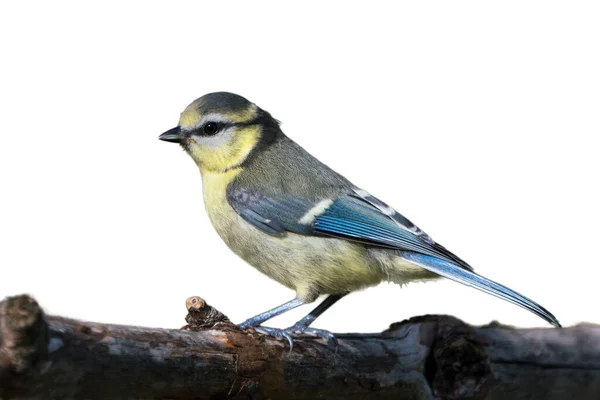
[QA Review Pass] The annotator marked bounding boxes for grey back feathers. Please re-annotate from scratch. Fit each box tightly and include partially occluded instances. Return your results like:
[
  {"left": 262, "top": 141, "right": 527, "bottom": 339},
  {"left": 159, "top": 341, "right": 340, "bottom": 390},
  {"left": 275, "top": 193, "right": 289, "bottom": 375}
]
[
  {"left": 236, "top": 134, "right": 353, "bottom": 198},
  {"left": 227, "top": 133, "right": 353, "bottom": 236}
]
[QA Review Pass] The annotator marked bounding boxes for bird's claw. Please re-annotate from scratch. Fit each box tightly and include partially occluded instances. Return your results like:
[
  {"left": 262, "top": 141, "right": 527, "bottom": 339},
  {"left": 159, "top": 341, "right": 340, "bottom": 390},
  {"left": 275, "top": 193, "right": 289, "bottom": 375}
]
[
  {"left": 300, "top": 327, "right": 339, "bottom": 348},
  {"left": 248, "top": 324, "right": 338, "bottom": 352},
  {"left": 287, "top": 326, "right": 339, "bottom": 349},
  {"left": 253, "top": 326, "right": 295, "bottom": 350}
]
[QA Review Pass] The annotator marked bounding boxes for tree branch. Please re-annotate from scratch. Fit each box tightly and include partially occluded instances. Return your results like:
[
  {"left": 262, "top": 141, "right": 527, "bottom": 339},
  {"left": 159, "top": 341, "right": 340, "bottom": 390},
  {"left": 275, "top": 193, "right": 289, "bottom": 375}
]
[{"left": 0, "top": 294, "right": 598, "bottom": 399}]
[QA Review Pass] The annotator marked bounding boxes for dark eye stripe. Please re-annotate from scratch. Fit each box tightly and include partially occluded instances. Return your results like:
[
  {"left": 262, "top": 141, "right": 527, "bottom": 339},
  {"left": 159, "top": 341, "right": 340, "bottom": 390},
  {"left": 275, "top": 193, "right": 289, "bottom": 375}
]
[{"left": 191, "top": 117, "right": 264, "bottom": 137}]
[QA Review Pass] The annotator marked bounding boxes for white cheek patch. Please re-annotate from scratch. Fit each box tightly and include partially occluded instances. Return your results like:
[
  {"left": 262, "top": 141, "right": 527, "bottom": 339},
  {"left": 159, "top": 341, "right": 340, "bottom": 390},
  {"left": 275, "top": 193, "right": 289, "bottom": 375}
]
[
  {"left": 191, "top": 126, "right": 236, "bottom": 148},
  {"left": 299, "top": 199, "right": 334, "bottom": 225}
]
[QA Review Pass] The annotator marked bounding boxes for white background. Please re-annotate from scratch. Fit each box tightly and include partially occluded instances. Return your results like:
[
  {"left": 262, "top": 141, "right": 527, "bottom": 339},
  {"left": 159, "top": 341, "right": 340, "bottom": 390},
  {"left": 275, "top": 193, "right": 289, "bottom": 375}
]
[{"left": 1, "top": 2, "right": 598, "bottom": 333}]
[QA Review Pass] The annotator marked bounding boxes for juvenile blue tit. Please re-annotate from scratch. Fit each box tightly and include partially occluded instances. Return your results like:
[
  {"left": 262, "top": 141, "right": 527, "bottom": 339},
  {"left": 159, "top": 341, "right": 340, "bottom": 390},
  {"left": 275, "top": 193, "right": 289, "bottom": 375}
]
[{"left": 159, "top": 92, "right": 560, "bottom": 345}]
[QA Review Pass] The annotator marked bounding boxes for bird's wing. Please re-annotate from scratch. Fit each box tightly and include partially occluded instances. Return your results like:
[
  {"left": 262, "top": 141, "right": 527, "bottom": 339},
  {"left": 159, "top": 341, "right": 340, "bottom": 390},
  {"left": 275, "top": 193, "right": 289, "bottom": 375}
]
[
  {"left": 314, "top": 189, "right": 473, "bottom": 270},
  {"left": 228, "top": 186, "right": 561, "bottom": 327},
  {"left": 227, "top": 186, "right": 317, "bottom": 237},
  {"left": 228, "top": 185, "right": 471, "bottom": 270}
]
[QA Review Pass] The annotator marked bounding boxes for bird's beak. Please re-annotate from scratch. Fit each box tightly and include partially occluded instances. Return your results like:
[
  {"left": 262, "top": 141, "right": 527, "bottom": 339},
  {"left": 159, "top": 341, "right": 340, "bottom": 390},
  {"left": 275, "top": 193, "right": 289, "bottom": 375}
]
[{"left": 159, "top": 126, "right": 184, "bottom": 143}]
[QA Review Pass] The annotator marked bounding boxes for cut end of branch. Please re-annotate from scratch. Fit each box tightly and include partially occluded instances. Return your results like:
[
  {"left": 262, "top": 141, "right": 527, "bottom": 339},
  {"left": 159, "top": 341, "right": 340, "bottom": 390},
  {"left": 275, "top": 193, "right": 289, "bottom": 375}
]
[
  {"left": 0, "top": 295, "right": 48, "bottom": 376},
  {"left": 183, "top": 296, "right": 235, "bottom": 331},
  {"left": 185, "top": 296, "right": 206, "bottom": 311}
]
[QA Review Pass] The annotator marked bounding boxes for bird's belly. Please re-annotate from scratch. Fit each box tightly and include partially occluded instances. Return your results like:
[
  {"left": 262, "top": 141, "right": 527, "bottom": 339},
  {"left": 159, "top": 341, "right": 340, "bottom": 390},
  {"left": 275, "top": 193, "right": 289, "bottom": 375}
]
[
  {"left": 204, "top": 192, "right": 383, "bottom": 301},
  {"left": 222, "top": 211, "right": 384, "bottom": 300}
]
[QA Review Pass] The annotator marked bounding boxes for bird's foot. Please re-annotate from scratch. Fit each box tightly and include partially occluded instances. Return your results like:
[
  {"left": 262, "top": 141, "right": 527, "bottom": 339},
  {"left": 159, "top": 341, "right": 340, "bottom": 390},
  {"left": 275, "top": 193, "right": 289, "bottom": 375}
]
[
  {"left": 286, "top": 326, "right": 339, "bottom": 349},
  {"left": 244, "top": 325, "right": 338, "bottom": 351},
  {"left": 252, "top": 326, "right": 295, "bottom": 350}
]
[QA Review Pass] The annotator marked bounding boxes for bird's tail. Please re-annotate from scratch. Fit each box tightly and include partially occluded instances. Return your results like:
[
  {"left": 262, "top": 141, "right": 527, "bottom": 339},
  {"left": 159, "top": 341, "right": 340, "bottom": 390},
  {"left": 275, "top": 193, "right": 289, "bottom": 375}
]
[{"left": 401, "top": 252, "right": 561, "bottom": 327}]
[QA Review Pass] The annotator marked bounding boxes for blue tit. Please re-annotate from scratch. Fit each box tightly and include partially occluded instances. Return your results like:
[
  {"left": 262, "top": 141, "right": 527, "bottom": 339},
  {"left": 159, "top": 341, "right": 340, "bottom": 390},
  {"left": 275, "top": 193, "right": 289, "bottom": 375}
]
[{"left": 159, "top": 92, "right": 560, "bottom": 345}]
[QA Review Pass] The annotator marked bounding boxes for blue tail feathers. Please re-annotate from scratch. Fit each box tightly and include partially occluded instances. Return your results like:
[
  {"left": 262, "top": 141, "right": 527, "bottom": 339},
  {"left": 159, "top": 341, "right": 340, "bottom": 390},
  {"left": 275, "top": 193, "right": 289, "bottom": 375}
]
[{"left": 401, "top": 252, "right": 561, "bottom": 327}]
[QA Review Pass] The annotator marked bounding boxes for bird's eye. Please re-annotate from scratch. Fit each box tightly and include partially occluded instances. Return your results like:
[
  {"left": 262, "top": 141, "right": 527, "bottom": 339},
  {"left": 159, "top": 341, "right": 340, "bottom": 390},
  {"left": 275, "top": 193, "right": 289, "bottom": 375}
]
[{"left": 203, "top": 122, "right": 219, "bottom": 135}]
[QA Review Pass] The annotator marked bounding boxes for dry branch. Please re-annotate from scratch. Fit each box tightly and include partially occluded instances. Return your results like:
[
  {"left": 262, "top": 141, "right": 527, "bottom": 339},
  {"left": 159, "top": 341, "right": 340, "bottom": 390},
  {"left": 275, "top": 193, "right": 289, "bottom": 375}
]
[{"left": 0, "top": 294, "right": 599, "bottom": 399}]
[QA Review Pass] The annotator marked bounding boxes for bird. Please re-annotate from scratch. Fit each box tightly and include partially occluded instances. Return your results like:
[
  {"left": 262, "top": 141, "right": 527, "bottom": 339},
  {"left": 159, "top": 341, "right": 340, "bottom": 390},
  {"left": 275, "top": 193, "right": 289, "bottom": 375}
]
[{"left": 159, "top": 92, "right": 561, "bottom": 346}]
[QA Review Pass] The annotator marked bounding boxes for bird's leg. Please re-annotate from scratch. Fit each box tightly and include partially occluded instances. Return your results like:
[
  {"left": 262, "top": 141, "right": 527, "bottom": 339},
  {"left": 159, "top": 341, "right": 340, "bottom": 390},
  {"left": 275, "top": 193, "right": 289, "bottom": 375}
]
[
  {"left": 238, "top": 298, "right": 305, "bottom": 349},
  {"left": 287, "top": 294, "right": 346, "bottom": 331},
  {"left": 238, "top": 297, "right": 305, "bottom": 328},
  {"left": 285, "top": 294, "right": 346, "bottom": 344}
]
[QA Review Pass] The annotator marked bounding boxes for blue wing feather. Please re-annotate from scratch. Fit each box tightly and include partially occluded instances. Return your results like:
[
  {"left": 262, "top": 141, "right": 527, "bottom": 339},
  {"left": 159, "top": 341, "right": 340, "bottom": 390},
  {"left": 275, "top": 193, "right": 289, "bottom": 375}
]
[
  {"left": 314, "top": 195, "right": 473, "bottom": 270},
  {"left": 227, "top": 186, "right": 314, "bottom": 235},
  {"left": 229, "top": 186, "right": 471, "bottom": 270}
]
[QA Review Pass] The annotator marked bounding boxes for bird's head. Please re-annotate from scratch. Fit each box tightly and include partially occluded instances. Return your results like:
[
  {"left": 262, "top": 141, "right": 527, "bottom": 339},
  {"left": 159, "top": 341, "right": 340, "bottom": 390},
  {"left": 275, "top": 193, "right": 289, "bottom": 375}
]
[{"left": 159, "top": 92, "right": 279, "bottom": 172}]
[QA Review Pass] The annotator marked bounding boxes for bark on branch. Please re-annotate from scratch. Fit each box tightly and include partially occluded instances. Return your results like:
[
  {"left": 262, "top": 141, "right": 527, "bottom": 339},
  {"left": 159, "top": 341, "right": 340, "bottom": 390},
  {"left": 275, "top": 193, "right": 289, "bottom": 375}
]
[{"left": 0, "top": 294, "right": 598, "bottom": 399}]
